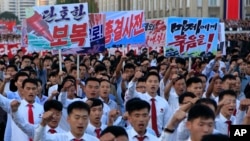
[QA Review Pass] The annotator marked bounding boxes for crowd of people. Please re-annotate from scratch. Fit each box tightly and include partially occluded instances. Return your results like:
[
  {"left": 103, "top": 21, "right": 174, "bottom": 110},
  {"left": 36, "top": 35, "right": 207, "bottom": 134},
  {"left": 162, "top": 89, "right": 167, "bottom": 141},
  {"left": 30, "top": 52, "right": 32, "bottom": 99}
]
[
  {"left": 0, "top": 19, "right": 250, "bottom": 141},
  {"left": 0, "top": 42, "right": 249, "bottom": 141}
]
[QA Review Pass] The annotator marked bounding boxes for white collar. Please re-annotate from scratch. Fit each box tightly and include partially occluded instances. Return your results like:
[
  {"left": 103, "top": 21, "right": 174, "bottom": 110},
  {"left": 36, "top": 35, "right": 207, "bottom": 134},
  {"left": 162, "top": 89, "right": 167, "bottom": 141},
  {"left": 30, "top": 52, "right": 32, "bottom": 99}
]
[{"left": 128, "top": 127, "right": 149, "bottom": 139}]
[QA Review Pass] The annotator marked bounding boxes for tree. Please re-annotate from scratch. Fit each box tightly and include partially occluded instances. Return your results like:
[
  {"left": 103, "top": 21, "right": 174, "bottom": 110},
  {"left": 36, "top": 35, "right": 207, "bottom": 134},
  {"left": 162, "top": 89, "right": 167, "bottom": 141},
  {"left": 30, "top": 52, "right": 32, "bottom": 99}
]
[
  {"left": 86, "top": 0, "right": 99, "bottom": 13},
  {"left": 0, "top": 11, "right": 19, "bottom": 24}
]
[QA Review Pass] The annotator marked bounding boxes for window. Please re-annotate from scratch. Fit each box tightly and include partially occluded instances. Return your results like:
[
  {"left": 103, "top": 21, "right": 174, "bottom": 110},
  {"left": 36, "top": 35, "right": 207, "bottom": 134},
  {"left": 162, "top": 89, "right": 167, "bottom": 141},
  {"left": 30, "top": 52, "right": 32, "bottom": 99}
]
[
  {"left": 198, "top": 0, "right": 202, "bottom": 7},
  {"left": 209, "top": 0, "right": 217, "bottom": 6},
  {"left": 247, "top": 0, "right": 250, "bottom": 6},
  {"left": 245, "top": 14, "right": 250, "bottom": 19}
]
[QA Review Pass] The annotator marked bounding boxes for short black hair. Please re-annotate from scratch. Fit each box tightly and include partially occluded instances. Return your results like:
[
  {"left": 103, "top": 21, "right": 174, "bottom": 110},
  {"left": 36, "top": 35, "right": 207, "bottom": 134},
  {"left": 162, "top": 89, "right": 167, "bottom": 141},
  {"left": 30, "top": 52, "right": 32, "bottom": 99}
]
[
  {"left": 201, "top": 134, "right": 229, "bottom": 141},
  {"left": 94, "top": 64, "right": 107, "bottom": 74},
  {"left": 148, "top": 66, "right": 158, "bottom": 72},
  {"left": 186, "top": 77, "right": 202, "bottom": 88},
  {"left": 44, "top": 100, "right": 63, "bottom": 112},
  {"left": 123, "top": 63, "right": 135, "bottom": 71},
  {"left": 49, "top": 71, "right": 58, "bottom": 78},
  {"left": 67, "top": 101, "right": 90, "bottom": 115},
  {"left": 187, "top": 104, "right": 215, "bottom": 121},
  {"left": 126, "top": 98, "right": 150, "bottom": 115},
  {"left": 197, "top": 74, "right": 207, "bottom": 82},
  {"left": 145, "top": 71, "right": 160, "bottom": 82},
  {"left": 218, "top": 90, "right": 237, "bottom": 102},
  {"left": 172, "top": 74, "right": 186, "bottom": 85},
  {"left": 14, "top": 72, "right": 29, "bottom": 82},
  {"left": 64, "top": 57, "right": 73, "bottom": 62},
  {"left": 137, "top": 77, "right": 145, "bottom": 83},
  {"left": 100, "top": 79, "right": 110, "bottom": 85},
  {"left": 222, "top": 74, "right": 236, "bottom": 82},
  {"left": 35, "top": 78, "right": 43, "bottom": 86},
  {"left": 208, "top": 76, "right": 222, "bottom": 83},
  {"left": 178, "top": 92, "right": 196, "bottom": 104},
  {"left": 70, "top": 66, "right": 77, "bottom": 73},
  {"left": 87, "top": 98, "right": 103, "bottom": 108},
  {"left": 195, "top": 98, "right": 217, "bottom": 111},
  {"left": 61, "top": 76, "right": 76, "bottom": 88},
  {"left": 85, "top": 77, "right": 100, "bottom": 85},
  {"left": 6, "top": 64, "right": 18, "bottom": 72},
  {"left": 100, "top": 126, "right": 128, "bottom": 138},
  {"left": 176, "top": 57, "right": 186, "bottom": 66},
  {"left": 43, "top": 56, "right": 52, "bottom": 63},
  {"left": 22, "top": 55, "right": 31, "bottom": 61},
  {"left": 22, "top": 78, "right": 38, "bottom": 88},
  {"left": 63, "top": 75, "right": 76, "bottom": 82}
]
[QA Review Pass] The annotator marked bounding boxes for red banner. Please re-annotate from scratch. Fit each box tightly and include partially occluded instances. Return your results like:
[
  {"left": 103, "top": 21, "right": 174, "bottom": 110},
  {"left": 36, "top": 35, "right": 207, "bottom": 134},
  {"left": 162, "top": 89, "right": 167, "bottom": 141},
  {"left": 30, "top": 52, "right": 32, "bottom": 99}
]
[
  {"left": 225, "top": 0, "right": 242, "bottom": 19},
  {"left": 145, "top": 19, "right": 166, "bottom": 48},
  {"left": 0, "top": 43, "right": 28, "bottom": 58},
  {"left": 0, "top": 20, "right": 16, "bottom": 32}
]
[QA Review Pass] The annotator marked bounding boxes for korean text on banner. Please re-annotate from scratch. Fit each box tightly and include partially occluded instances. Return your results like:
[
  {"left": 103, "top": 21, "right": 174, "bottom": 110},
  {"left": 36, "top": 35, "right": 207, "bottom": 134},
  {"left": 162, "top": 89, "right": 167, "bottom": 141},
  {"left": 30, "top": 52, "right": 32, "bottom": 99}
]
[
  {"left": 145, "top": 19, "right": 166, "bottom": 48},
  {"left": 0, "top": 43, "right": 28, "bottom": 58},
  {"left": 25, "top": 3, "right": 90, "bottom": 52},
  {"left": 165, "top": 17, "right": 219, "bottom": 57},
  {"left": 104, "top": 11, "right": 145, "bottom": 47},
  {"left": 52, "top": 13, "right": 106, "bottom": 55}
]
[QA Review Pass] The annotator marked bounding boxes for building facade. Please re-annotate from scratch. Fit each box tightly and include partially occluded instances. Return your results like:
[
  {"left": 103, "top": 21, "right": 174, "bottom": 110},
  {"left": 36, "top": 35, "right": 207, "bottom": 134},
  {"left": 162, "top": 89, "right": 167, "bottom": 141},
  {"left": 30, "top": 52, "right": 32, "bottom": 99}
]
[
  {"left": 1, "top": 0, "right": 250, "bottom": 21},
  {"left": 87, "top": 0, "right": 250, "bottom": 19},
  {"left": 0, "top": 0, "right": 37, "bottom": 21}
]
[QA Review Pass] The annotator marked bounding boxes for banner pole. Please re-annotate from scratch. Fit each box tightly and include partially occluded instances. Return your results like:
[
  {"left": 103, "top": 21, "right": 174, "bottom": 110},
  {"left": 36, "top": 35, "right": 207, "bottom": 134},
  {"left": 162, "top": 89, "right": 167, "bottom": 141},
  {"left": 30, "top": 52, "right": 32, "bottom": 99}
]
[{"left": 77, "top": 54, "right": 80, "bottom": 97}]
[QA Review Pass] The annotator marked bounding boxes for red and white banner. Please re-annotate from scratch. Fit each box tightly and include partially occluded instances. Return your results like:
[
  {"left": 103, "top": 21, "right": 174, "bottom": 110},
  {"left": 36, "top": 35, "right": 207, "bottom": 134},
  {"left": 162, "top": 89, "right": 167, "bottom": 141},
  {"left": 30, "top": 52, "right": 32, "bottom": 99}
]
[{"left": 0, "top": 43, "right": 28, "bottom": 58}]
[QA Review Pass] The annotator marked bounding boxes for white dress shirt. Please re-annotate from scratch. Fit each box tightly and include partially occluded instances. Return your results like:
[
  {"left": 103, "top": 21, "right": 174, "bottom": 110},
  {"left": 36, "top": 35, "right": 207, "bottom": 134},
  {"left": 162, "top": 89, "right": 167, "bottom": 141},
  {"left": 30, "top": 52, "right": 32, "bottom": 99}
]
[
  {"left": 127, "top": 127, "right": 160, "bottom": 141},
  {"left": 0, "top": 94, "right": 13, "bottom": 113},
  {"left": 85, "top": 122, "right": 107, "bottom": 138},
  {"left": 34, "top": 124, "right": 99, "bottom": 141},
  {"left": 58, "top": 92, "right": 82, "bottom": 131},
  {"left": 126, "top": 81, "right": 171, "bottom": 134},
  {"left": 159, "top": 79, "right": 175, "bottom": 99},
  {"left": 99, "top": 97, "right": 118, "bottom": 110},
  {"left": 215, "top": 113, "right": 236, "bottom": 135},
  {"left": 48, "top": 84, "right": 58, "bottom": 100},
  {"left": 82, "top": 97, "right": 110, "bottom": 125},
  {"left": 3, "top": 81, "right": 10, "bottom": 94},
  {"left": 167, "top": 90, "right": 180, "bottom": 114},
  {"left": 12, "top": 107, "right": 65, "bottom": 139},
  {"left": 11, "top": 99, "right": 44, "bottom": 141},
  {"left": 58, "top": 92, "right": 110, "bottom": 130}
]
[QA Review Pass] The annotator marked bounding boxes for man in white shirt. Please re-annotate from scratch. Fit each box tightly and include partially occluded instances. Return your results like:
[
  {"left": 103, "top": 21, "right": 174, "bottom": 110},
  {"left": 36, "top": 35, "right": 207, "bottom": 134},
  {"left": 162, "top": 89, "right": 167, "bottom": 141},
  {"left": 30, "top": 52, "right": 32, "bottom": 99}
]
[
  {"left": 99, "top": 79, "right": 118, "bottom": 110},
  {"left": 4, "top": 71, "right": 29, "bottom": 141},
  {"left": 186, "top": 77, "right": 203, "bottom": 98},
  {"left": 126, "top": 71, "right": 171, "bottom": 136},
  {"left": 85, "top": 98, "right": 107, "bottom": 139},
  {"left": 185, "top": 104, "right": 215, "bottom": 141},
  {"left": 164, "top": 74, "right": 186, "bottom": 112},
  {"left": 215, "top": 90, "right": 237, "bottom": 135},
  {"left": 11, "top": 100, "right": 65, "bottom": 139},
  {"left": 11, "top": 78, "right": 44, "bottom": 141},
  {"left": 59, "top": 77, "right": 111, "bottom": 130},
  {"left": 34, "top": 101, "right": 99, "bottom": 141},
  {"left": 126, "top": 98, "right": 159, "bottom": 141}
]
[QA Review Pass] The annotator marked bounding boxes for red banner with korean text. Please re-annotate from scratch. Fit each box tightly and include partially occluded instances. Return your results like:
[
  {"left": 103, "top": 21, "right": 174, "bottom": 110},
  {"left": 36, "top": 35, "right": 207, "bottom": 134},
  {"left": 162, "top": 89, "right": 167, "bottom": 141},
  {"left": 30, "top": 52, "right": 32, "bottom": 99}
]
[
  {"left": 0, "top": 43, "right": 28, "bottom": 58},
  {"left": 145, "top": 19, "right": 166, "bottom": 48},
  {"left": 25, "top": 3, "right": 90, "bottom": 52},
  {"left": 52, "top": 13, "right": 106, "bottom": 55},
  {"left": 104, "top": 11, "right": 145, "bottom": 47}
]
